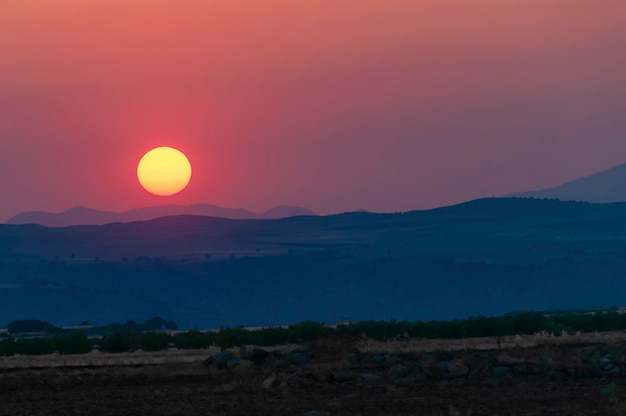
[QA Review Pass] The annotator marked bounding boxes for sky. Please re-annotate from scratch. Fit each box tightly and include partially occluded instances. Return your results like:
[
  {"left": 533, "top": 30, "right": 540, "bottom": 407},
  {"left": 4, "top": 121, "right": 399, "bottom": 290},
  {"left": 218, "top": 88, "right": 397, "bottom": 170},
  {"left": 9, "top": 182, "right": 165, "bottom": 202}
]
[{"left": 2, "top": 0, "right": 626, "bottom": 221}]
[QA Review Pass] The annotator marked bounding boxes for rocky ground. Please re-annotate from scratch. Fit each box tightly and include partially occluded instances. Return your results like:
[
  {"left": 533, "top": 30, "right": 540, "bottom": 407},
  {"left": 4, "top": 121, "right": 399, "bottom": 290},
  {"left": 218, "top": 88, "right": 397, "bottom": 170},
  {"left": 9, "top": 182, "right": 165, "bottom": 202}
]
[{"left": 3, "top": 338, "right": 626, "bottom": 415}]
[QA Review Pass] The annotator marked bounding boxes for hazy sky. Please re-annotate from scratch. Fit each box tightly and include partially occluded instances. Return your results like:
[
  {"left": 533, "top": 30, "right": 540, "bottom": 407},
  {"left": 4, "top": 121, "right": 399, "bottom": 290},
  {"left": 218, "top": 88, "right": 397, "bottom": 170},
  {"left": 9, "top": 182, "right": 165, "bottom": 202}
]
[{"left": 2, "top": 0, "right": 626, "bottom": 221}]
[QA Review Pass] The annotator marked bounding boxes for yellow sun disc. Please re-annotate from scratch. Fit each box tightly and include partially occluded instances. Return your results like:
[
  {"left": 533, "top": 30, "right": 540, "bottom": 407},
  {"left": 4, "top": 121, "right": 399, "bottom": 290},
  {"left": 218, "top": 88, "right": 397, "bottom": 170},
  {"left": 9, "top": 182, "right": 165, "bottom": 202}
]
[{"left": 137, "top": 147, "right": 192, "bottom": 196}]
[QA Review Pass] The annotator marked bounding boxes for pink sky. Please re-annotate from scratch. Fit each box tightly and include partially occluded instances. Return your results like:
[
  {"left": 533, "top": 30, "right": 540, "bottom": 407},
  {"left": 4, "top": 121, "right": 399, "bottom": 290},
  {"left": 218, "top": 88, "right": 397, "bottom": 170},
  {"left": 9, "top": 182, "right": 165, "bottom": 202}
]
[{"left": 1, "top": 0, "right": 626, "bottom": 220}]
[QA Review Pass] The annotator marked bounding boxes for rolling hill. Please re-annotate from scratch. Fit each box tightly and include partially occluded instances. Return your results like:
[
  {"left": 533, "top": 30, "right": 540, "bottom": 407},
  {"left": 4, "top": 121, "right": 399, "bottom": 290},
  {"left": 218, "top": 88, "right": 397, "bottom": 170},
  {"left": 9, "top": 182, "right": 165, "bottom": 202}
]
[{"left": 2, "top": 197, "right": 626, "bottom": 328}]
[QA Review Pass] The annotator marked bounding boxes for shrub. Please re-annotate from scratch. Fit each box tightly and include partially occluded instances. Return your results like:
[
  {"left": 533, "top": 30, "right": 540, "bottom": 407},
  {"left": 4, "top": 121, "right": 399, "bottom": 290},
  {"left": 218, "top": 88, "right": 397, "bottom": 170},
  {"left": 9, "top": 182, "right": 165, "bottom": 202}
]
[
  {"left": 55, "top": 333, "right": 91, "bottom": 355},
  {"left": 172, "top": 330, "right": 215, "bottom": 349},
  {"left": 216, "top": 327, "right": 252, "bottom": 350},
  {"left": 15, "top": 338, "right": 56, "bottom": 355},
  {"left": 100, "top": 332, "right": 138, "bottom": 353},
  {"left": 252, "top": 327, "right": 290, "bottom": 346},
  {"left": 287, "top": 321, "right": 331, "bottom": 343},
  {"left": 0, "top": 339, "right": 18, "bottom": 357},
  {"left": 139, "top": 332, "right": 171, "bottom": 351}
]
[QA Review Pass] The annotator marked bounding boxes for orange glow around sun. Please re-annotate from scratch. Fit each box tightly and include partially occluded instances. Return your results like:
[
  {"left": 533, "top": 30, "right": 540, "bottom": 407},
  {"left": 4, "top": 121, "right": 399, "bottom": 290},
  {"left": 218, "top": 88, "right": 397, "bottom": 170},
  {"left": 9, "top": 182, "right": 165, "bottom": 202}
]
[{"left": 137, "top": 147, "right": 192, "bottom": 196}]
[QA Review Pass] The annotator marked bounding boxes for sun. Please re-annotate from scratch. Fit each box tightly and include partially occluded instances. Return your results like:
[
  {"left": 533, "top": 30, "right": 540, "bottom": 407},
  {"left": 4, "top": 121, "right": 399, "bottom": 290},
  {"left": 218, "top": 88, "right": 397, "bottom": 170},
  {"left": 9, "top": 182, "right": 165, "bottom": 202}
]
[{"left": 137, "top": 147, "right": 192, "bottom": 196}]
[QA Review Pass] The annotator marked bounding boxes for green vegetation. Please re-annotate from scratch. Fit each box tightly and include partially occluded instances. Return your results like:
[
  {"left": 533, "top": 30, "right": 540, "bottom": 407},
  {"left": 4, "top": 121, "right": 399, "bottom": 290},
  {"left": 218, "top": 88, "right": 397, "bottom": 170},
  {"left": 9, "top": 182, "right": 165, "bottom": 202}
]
[
  {"left": 15, "top": 338, "right": 56, "bottom": 356},
  {"left": 172, "top": 330, "right": 215, "bottom": 349},
  {"left": 101, "top": 332, "right": 139, "bottom": 353},
  {"left": 5, "top": 310, "right": 626, "bottom": 357},
  {"left": 139, "top": 332, "right": 171, "bottom": 351},
  {"left": 55, "top": 333, "right": 91, "bottom": 355}
]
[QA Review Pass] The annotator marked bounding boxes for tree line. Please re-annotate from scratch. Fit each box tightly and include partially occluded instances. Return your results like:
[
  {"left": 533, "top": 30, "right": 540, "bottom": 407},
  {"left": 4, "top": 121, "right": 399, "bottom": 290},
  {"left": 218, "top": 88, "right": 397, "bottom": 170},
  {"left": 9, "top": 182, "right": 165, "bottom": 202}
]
[{"left": 3, "top": 310, "right": 626, "bottom": 356}]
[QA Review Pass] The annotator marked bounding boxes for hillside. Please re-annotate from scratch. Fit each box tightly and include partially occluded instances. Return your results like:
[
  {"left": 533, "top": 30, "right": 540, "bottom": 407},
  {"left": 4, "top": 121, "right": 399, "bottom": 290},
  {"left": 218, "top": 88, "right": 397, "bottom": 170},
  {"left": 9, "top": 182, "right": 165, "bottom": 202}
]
[
  {"left": 2, "top": 197, "right": 626, "bottom": 328},
  {"left": 507, "top": 162, "right": 626, "bottom": 202}
]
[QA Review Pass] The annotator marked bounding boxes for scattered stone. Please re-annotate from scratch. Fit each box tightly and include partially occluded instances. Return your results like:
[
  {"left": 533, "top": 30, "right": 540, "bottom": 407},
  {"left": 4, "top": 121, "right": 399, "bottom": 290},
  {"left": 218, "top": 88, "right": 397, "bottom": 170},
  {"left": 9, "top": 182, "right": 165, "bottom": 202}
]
[
  {"left": 285, "top": 349, "right": 311, "bottom": 365},
  {"left": 447, "top": 361, "right": 469, "bottom": 378},
  {"left": 203, "top": 350, "right": 234, "bottom": 368},
  {"left": 512, "top": 362, "right": 540, "bottom": 375},
  {"left": 262, "top": 375, "right": 279, "bottom": 391},
  {"left": 213, "top": 350, "right": 234, "bottom": 362},
  {"left": 271, "top": 359, "right": 290, "bottom": 370},
  {"left": 393, "top": 376, "right": 416, "bottom": 387},
  {"left": 423, "top": 362, "right": 442, "bottom": 380},
  {"left": 387, "top": 364, "right": 412, "bottom": 381},
  {"left": 437, "top": 361, "right": 449, "bottom": 371},
  {"left": 310, "top": 364, "right": 334, "bottom": 383},
  {"left": 248, "top": 348, "right": 271, "bottom": 365},
  {"left": 493, "top": 366, "right": 511, "bottom": 377},
  {"left": 332, "top": 373, "right": 356, "bottom": 384},
  {"left": 560, "top": 354, "right": 584, "bottom": 375},
  {"left": 372, "top": 352, "right": 392, "bottom": 363},
  {"left": 360, "top": 373, "right": 381, "bottom": 383},
  {"left": 468, "top": 356, "right": 491, "bottom": 380},
  {"left": 225, "top": 358, "right": 252, "bottom": 368}
]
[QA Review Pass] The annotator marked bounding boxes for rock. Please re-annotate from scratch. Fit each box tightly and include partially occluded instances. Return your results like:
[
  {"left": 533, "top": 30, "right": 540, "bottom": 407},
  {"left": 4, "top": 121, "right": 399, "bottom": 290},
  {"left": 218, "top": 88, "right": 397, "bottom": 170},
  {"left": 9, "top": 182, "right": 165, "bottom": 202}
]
[
  {"left": 287, "top": 371, "right": 315, "bottom": 389},
  {"left": 437, "top": 361, "right": 449, "bottom": 371},
  {"left": 248, "top": 348, "right": 271, "bottom": 365},
  {"left": 512, "top": 362, "right": 540, "bottom": 375},
  {"left": 493, "top": 366, "right": 511, "bottom": 377},
  {"left": 447, "top": 361, "right": 469, "bottom": 378},
  {"left": 360, "top": 373, "right": 381, "bottom": 383},
  {"left": 285, "top": 350, "right": 310, "bottom": 365},
  {"left": 423, "top": 362, "right": 442, "bottom": 380},
  {"left": 372, "top": 352, "right": 392, "bottom": 363},
  {"left": 468, "top": 356, "right": 490, "bottom": 380},
  {"left": 226, "top": 358, "right": 252, "bottom": 368},
  {"left": 310, "top": 364, "right": 334, "bottom": 383},
  {"left": 204, "top": 350, "right": 234, "bottom": 368},
  {"left": 262, "top": 375, "right": 279, "bottom": 391},
  {"left": 387, "top": 364, "right": 412, "bottom": 381},
  {"left": 213, "top": 350, "right": 234, "bottom": 362},
  {"left": 332, "top": 373, "right": 356, "bottom": 384},
  {"left": 560, "top": 354, "right": 584, "bottom": 376},
  {"left": 393, "top": 376, "right": 416, "bottom": 387},
  {"left": 271, "top": 359, "right": 290, "bottom": 369}
]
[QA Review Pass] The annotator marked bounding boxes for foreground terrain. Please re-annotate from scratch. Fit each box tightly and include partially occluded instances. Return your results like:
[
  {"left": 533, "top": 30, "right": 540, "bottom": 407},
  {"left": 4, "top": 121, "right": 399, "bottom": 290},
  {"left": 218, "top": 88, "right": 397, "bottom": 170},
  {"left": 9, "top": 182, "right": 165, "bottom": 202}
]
[
  {"left": 1, "top": 366, "right": 619, "bottom": 416},
  {"left": 4, "top": 335, "right": 626, "bottom": 415}
]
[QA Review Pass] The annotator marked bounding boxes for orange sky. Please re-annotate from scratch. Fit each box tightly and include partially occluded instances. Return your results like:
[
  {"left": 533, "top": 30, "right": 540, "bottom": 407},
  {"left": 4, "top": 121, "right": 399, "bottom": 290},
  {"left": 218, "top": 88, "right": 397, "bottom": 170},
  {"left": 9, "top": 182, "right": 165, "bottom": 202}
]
[{"left": 2, "top": 0, "right": 626, "bottom": 219}]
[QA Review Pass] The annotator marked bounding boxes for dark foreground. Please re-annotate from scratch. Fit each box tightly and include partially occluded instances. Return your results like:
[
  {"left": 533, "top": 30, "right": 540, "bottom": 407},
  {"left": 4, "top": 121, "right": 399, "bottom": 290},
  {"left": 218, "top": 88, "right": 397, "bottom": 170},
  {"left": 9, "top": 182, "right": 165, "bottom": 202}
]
[{"left": 2, "top": 347, "right": 626, "bottom": 416}]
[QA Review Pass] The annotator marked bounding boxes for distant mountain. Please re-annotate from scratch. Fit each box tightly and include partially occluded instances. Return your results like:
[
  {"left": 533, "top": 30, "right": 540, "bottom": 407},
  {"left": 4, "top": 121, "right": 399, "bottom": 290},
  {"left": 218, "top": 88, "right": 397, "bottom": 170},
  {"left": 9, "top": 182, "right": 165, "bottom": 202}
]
[
  {"left": 5, "top": 204, "right": 316, "bottom": 227},
  {"left": 3, "top": 197, "right": 626, "bottom": 328},
  {"left": 507, "top": 162, "right": 626, "bottom": 202}
]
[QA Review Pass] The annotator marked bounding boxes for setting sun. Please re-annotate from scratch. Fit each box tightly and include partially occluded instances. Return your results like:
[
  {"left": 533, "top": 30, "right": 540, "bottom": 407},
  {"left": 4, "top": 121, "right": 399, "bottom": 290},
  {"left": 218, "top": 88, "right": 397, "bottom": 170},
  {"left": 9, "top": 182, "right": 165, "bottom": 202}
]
[{"left": 137, "top": 147, "right": 192, "bottom": 196}]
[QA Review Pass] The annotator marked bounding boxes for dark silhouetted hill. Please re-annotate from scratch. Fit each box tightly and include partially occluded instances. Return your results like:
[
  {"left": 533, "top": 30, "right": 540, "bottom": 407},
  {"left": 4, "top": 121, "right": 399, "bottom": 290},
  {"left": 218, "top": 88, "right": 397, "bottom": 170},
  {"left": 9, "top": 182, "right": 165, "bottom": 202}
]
[
  {"left": 507, "top": 162, "right": 626, "bottom": 202},
  {"left": 5, "top": 204, "right": 316, "bottom": 227},
  {"left": 2, "top": 197, "right": 626, "bottom": 328}
]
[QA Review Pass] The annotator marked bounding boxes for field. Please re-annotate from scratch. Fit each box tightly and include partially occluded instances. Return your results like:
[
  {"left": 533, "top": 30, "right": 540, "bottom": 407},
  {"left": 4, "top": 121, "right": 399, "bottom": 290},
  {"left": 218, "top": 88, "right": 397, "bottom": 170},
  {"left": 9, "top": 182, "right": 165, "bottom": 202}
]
[{"left": 4, "top": 333, "right": 626, "bottom": 415}]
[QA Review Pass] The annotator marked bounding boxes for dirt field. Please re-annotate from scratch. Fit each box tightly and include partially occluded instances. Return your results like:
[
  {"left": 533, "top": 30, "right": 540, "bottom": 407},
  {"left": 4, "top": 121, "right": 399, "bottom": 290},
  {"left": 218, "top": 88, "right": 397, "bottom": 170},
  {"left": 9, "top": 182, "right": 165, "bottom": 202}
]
[
  {"left": 0, "top": 364, "right": 622, "bottom": 416},
  {"left": 3, "top": 337, "right": 626, "bottom": 416}
]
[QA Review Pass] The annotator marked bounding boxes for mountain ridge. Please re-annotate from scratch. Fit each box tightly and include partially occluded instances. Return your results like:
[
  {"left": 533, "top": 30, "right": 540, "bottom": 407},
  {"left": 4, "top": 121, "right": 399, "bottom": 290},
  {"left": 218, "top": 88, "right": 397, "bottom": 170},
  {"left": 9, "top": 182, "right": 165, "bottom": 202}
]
[
  {"left": 507, "top": 162, "right": 626, "bottom": 202},
  {"left": 5, "top": 204, "right": 316, "bottom": 227}
]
